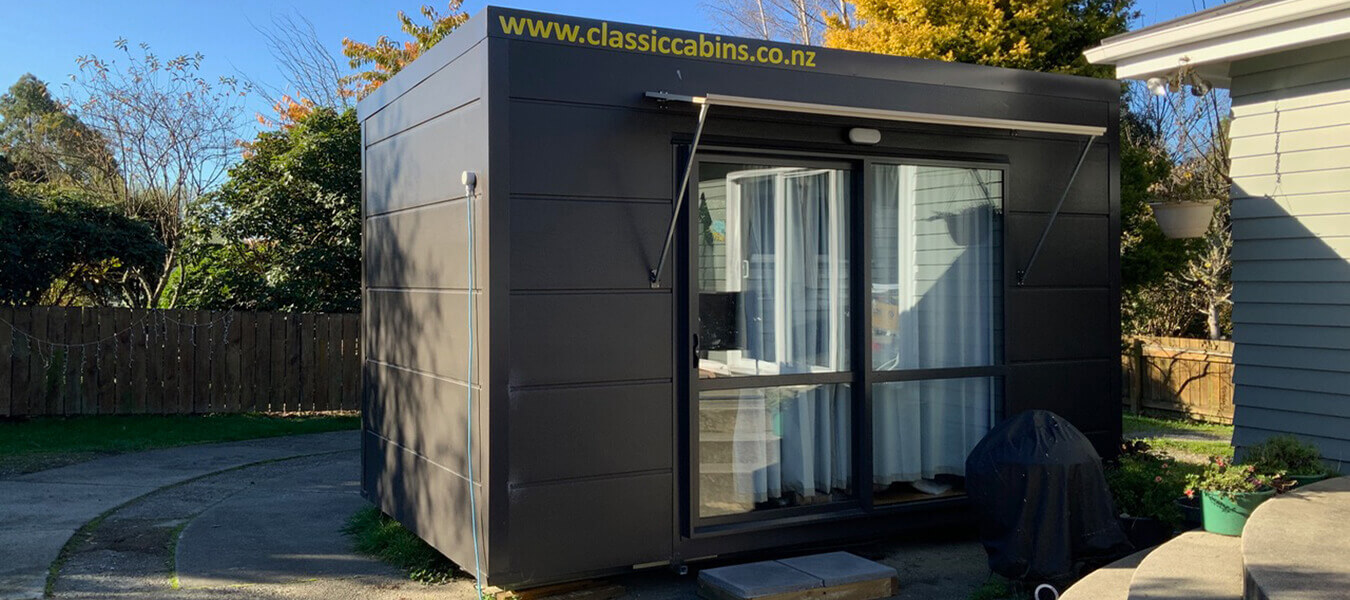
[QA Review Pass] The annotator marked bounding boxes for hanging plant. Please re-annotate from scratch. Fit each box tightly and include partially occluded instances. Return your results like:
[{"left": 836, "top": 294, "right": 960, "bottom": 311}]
[
  {"left": 1144, "top": 67, "right": 1230, "bottom": 239},
  {"left": 1147, "top": 160, "right": 1220, "bottom": 239}
]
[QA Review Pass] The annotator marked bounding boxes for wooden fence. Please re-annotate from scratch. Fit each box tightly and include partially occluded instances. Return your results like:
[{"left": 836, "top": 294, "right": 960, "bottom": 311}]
[
  {"left": 0, "top": 306, "right": 360, "bottom": 416},
  {"left": 1122, "top": 335, "right": 1235, "bottom": 424}
]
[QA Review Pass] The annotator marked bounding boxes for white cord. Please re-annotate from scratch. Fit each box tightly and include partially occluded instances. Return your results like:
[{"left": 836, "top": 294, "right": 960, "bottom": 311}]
[{"left": 465, "top": 179, "right": 484, "bottom": 598}]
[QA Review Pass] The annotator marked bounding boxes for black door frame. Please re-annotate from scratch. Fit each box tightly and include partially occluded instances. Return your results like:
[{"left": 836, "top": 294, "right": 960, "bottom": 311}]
[{"left": 675, "top": 141, "right": 1011, "bottom": 543}]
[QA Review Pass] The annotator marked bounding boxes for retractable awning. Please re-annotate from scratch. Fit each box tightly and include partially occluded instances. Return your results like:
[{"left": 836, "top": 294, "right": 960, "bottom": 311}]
[
  {"left": 644, "top": 91, "right": 1103, "bottom": 288},
  {"left": 644, "top": 92, "right": 1108, "bottom": 137}
]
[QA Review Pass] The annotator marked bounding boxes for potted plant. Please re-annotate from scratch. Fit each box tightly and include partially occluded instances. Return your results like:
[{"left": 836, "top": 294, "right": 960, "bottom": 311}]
[
  {"left": 1244, "top": 435, "right": 1332, "bottom": 487},
  {"left": 1184, "top": 456, "right": 1283, "bottom": 536},
  {"left": 1147, "top": 159, "right": 1220, "bottom": 239},
  {"left": 1107, "top": 442, "right": 1183, "bottom": 547}
]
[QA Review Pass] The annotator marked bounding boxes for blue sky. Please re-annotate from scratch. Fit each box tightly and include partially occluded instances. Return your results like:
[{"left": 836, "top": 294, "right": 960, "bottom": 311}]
[{"left": 0, "top": 0, "right": 1223, "bottom": 129}]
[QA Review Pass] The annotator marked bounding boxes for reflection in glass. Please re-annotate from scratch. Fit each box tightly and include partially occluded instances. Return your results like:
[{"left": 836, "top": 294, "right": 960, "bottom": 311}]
[
  {"left": 870, "top": 165, "right": 1002, "bottom": 371},
  {"left": 872, "top": 377, "right": 999, "bottom": 505},
  {"left": 696, "top": 163, "right": 851, "bottom": 379},
  {"left": 698, "top": 384, "right": 852, "bottom": 517}
]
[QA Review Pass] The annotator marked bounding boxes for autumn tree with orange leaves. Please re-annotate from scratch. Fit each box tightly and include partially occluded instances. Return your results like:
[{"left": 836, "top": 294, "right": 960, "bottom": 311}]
[{"left": 340, "top": 2, "right": 469, "bottom": 99}]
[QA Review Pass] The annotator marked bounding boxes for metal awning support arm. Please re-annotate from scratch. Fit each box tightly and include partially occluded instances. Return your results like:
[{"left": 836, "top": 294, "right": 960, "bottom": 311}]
[
  {"left": 1016, "top": 134, "right": 1097, "bottom": 287},
  {"left": 649, "top": 99, "right": 711, "bottom": 288}
]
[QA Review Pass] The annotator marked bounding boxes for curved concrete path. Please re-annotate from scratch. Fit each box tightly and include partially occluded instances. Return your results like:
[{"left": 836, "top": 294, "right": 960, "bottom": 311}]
[{"left": 0, "top": 431, "right": 357, "bottom": 600}]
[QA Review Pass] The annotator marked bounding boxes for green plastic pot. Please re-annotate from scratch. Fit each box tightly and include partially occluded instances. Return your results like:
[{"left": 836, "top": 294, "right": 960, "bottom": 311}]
[
  {"left": 1201, "top": 489, "right": 1275, "bottom": 536},
  {"left": 1288, "top": 473, "right": 1331, "bottom": 487}
]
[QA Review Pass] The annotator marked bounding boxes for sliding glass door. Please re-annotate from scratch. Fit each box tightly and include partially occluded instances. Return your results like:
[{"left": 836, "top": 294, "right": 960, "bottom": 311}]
[
  {"left": 688, "top": 152, "right": 1003, "bottom": 527},
  {"left": 870, "top": 164, "right": 1003, "bottom": 504},
  {"left": 694, "top": 159, "right": 854, "bottom": 520}
]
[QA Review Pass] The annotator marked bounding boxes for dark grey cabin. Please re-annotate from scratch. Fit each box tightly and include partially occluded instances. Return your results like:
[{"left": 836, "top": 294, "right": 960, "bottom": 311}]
[{"left": 358, "top": 6, "right": 1120, "bottom": 588}]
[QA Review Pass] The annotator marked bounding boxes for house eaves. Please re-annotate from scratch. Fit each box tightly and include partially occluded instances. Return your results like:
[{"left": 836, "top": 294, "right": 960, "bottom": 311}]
[{"left": 1084, "top": 0, "right": 1350, "bottom": 84}]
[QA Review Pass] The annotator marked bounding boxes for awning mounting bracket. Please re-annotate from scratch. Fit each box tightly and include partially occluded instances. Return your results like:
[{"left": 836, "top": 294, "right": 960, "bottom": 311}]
[
  {"left": 649, "top": 97, "right": 710, "bottom": 288},
  {"left": 1015, "top": 135, "right": 1097, "bottom": 287}
]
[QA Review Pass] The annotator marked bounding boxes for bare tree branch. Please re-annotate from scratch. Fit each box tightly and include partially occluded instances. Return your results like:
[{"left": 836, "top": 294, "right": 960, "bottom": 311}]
[
  {"left": 246, "top": 11, "right": 351, "bottom": 109},
  {"left": 64, "top": 41, "right": 246, "bottom": 308}
]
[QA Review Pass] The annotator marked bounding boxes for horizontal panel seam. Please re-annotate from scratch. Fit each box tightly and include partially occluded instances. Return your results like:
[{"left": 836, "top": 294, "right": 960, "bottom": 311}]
[
  {"left": 512, "top": 193, "right": 671, "bottom": 204},
  {"left": 509, "top": 378, "right": 672, "bottom": 392},
  {"left": 362, "top": 36, "right": 486, "bottom": 128},
  {"left": 366, "top": 97, "right": 483, "bottom": 148},
  {"left": 367, "top": 194, "right": 471, "bottom": 219},
  {"left": 510, "top": 288, "right": 672, "bottom": 296},
  {"left": 508, "top": 468, "right": 671, "bottom": 490},
  {"left": 366, "top": 430, "right": 478, "bottom": 484},
  {"left": 367, "top": 358, "right": 481, "bottom": 390}
]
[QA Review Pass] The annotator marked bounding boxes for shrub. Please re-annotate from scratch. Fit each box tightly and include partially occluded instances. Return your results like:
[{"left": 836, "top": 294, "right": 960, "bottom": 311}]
[
  {"left": 1107, "top": 447, "right": 1184, "bottom": 526},
  {"left": 1243, "top": 435, "right": 1325, "bottom": 476}
]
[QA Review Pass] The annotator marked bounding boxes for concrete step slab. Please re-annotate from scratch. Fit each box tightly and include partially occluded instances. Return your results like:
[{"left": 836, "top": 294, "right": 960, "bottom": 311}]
[
  {"left": 1242, "top": 476, "right": 1350, "bottom": 600},
  {"left": 1126, "top": 531, "right": 1242, "bottom": 600},
  {"left": 697, "top": 552, "right": 898, "bottom": 600},
  {"left": 1061, "top": 546, "right": 1154, "bottom": 600}
]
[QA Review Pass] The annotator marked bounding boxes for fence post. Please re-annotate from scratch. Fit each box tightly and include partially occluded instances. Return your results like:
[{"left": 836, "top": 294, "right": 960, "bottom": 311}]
[{"left": 1129, "top": 338, "right": 1145, "bottom": 415}]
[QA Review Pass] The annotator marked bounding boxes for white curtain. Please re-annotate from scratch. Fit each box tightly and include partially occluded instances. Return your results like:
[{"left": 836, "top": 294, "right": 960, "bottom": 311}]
[
  {"left": 723, "top": 168, "right": 852, "bottom": 509},
  {"left": 871, "top": 165, "right": 1000, "bottom": 485}
]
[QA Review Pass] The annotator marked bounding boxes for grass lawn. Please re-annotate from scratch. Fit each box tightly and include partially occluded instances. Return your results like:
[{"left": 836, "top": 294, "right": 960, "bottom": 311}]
[
  {"left": 1122, "top": 413, "right": 1234, "bottom": 464},
  {"left": 343, "top": 506, "right": 466, "bottom": 584},
  {"left": 0, "top": 413, "right": 359, "bottom": 476}
]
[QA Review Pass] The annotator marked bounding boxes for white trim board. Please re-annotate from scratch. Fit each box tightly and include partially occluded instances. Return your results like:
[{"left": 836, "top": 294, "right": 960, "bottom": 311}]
[{"left": 1084, "top": 0, "right": 1350, "bottom": 84}]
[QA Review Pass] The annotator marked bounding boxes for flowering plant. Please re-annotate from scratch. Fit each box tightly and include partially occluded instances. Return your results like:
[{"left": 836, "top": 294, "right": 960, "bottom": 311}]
[
  {"left": 1106, "top": 442, "right": 1184, "bottom": 526},
  {"left": 1146, "top": 156, "right": 1226, "bottom": 204},
  {"left": 1183, "top": 455, "right": 1285, "bottom": 501}
]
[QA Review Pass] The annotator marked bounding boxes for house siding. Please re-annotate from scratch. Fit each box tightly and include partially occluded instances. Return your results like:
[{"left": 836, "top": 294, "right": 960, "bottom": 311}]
[
  {"left": 1228, "top": 40, "right": 1350, "bottom": 465},
  {"left": 358, "top": 13, "right": 495, "bottom": 575}
]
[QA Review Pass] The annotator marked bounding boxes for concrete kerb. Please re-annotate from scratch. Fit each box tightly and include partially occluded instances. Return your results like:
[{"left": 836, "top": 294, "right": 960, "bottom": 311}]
[{"left": 0, "top": 431, "right": 358, "bottom": 600}]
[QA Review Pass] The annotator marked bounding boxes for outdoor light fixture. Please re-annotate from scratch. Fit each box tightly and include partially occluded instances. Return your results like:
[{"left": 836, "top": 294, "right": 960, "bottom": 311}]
[
  {"left": 1188, "top": 72, "right": 1212, "bottom": 96},
  {"left": 848, "top": 127, "right": 882, "bottom": 145},
  {"left": 1147, "top": 77, "right": 1168, "bottom": 96}
]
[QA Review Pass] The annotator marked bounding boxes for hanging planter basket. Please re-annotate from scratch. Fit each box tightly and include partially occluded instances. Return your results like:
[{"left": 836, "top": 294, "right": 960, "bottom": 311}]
[{"left": 1150, "top": 199, "right": 1218, "bottom": 239}]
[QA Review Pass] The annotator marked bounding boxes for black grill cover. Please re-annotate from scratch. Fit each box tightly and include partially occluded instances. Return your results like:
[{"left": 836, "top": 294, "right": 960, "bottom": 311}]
[{"left": 965, "top": 410, "right": 1131, "bottom": 583}]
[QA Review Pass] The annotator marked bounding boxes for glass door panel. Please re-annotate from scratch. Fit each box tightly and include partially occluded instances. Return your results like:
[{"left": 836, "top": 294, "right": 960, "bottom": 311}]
[
  {"left": 694, "top": 159, "right": 854, "bottom": 521},
  {"left": 698, "top": 384, "right": 852, "bottom": 518},
  {"left": 696, "top": 163, "right": 851, "bottom": 379}
]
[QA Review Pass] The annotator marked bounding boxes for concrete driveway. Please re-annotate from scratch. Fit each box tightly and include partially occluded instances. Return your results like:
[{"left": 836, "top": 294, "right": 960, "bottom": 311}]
[{"left": 5, "top": 431, "right": 993, "bottom": 600}]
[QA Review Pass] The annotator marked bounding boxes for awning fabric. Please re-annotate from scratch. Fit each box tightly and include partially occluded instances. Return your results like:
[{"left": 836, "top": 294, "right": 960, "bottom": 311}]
[{"left": 644, "top": 91, "right": 1107, "bottom": 137}]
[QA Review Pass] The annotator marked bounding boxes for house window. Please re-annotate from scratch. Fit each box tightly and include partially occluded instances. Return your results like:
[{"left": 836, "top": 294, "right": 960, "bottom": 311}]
[{"left": 869, "top": 164, "right": 1003, "bottom": 505}]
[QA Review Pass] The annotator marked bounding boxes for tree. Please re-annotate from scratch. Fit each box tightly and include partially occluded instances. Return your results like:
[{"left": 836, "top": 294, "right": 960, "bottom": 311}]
[
  {"left": 67, "top": 40, "right": 247, "bottom": 308},
  {"left": 175, "top": 107, "right": 360, "bottom": 313},
  {"left": 251, "top": 12, "right": 352, "bottom": 110},
  {"left": 1121, "top": 78, "right": 1233, "bottom": 340},
  {"left": 0, "top": 74, "right": 114, "bottom": 186},
  {"left": 0, "top": 184, "right": 164, "bottom": 306},
  {"left": 822, "top": 0, "right": 1136, "bottom": 77},
  {"left": 704, "top": 0, "right": 853, "bottom": 45},
  {"left": 341, "top": 2, "right": 469, "bottom": 99}
]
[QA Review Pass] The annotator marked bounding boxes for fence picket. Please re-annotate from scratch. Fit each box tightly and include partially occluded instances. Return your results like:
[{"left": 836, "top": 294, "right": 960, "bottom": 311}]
[
  {"left": 302, "top": 314, "right": 317, "bottom": 412},
  {"left": 0, "top": 306, "right": 11, "bottom": 417},
  {"left": 254, "top": 313, "right": 272, "bottom": 412},
  {"left": 285, "top": 315, "right": 302, "bottom": 412},
  {"left": 341, "top": 314, "right": 360, "bottom": 411},
  {"left": 270, "top": 314, "right": 286, "bottom": 413}
]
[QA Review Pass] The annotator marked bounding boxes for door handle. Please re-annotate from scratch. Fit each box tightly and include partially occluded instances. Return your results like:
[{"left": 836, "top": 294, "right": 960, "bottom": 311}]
[{"left": 692, "top": 333, "right": 700, "bottom": 363}]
